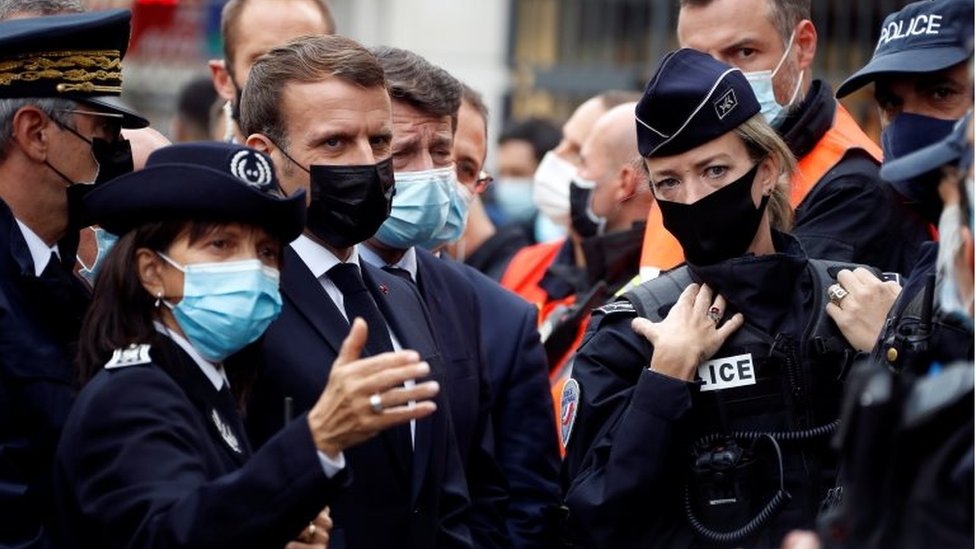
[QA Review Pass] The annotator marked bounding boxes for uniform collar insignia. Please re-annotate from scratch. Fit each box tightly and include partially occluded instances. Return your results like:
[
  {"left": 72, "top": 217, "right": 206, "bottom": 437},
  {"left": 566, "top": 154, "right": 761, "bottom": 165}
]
[
  {"left": 104, "top": 343, "right": 152, "bottom": 369},
  {"left": 210, "top": 408, "right": 242, "bottom": 454}
]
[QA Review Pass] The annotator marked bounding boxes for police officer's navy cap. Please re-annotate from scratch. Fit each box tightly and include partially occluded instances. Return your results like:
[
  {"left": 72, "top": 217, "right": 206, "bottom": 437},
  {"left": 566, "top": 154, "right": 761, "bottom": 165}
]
[
  {"left": 0, "top": 9, "right": 148, "bottom": 128},
  {"left": 837, "top": 0, "right": 974, "bottom": 98},
  {"left": 85, "top": 142, "right": 307, "bottom": 242},
  {"left": 881, "top": 111, "right": 972, "bottom": 182},
  {"left": 636, "top": 48, "right": 761, "bottom": 158}
]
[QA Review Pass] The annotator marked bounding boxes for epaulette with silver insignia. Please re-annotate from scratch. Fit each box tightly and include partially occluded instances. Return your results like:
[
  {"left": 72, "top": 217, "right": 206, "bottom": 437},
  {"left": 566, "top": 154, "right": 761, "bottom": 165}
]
[
  {"left": 595, "top": 300, "right": 636, "bottom": 316},
  {"left": 105, "top": 343, "right": 152, "bottom": 369}
]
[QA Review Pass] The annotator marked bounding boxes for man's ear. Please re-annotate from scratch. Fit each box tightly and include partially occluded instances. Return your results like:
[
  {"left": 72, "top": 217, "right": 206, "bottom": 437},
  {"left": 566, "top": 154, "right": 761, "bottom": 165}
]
[
  {"left": 616, "top": 163, "right": 639, "bottom": 201},
  {"left": 794, "top": 19, "right": 817, "bottom": 73},
  {"left": 246, "top": 133, "right": 274, "bottom": 155},
  {"left": 209, "top": 58, "right": 238, "bottom": 103},
  {"left": 136, "top": 247, "right": 167, "bottom": 300},
  {"left": 12, "top": 106, "right": 52, "bottom": 162}
]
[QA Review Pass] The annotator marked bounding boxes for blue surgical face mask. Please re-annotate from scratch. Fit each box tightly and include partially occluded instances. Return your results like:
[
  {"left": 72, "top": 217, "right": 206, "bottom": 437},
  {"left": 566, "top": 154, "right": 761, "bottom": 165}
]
[
  {"left": 159, "top": 253, "right": 282, "bottom": 362},
  {"left": 78, "top": 227, "right": 119, "bottom": 287},
  {"left": 374, "top": 166, "right": 454, "bottom": 249},
  {"left": 420, "top": 180, "right": 473, "bottom": 250},
  {"left": 493, "top": 177, "right": 537, "bottom": 223},
  {"left": 742, "top": 31, "right": 804, "bottom": 127},
  {"left": 534, "top": 212, "right": 567, "bottom": 243}
]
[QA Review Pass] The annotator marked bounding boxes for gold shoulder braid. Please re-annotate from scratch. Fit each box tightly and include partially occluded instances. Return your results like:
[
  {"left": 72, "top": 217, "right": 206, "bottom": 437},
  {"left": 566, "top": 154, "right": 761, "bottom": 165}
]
[{"left": 0, "top": 49, "right": 122, "bottom": 93}]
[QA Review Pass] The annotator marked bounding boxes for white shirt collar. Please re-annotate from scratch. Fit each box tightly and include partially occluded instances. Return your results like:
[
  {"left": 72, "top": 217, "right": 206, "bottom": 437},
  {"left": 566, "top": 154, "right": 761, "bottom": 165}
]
[
  {"left": 290, "top": 234, "right": 361, "bottom": 279},
  {"left": 359, "top": 245, "right": 418, "bottom": 283},
  {"left": 153, "top": 321, "right": 228, "bottom": 391},
  {"left": 14, "top": 219, "right": 59, "bottom": 277}
]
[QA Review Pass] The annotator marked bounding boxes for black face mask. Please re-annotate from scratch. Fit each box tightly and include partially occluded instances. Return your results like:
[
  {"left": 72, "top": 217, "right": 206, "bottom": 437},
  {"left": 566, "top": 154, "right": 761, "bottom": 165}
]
[
  {"left": 657, "top": 163, "right": 768, "bottom": 265},
  {"left": 53, "top": 122, "right": 133, "bottom": 229},
  {"left": 569, "top": 180, "right": 606, "bottom": 238},
  {"left": 277, "top": 145, "right": 396, "bottom": 248}
]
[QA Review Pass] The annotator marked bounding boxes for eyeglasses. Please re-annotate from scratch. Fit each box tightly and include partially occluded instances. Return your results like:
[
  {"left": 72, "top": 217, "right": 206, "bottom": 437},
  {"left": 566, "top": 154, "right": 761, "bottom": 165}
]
[
  {"left": 475, "top": 170, "right": 494, "bottom": 193},
  {"left": 55, "top": 109, "right": 124, "bottom": 140}
]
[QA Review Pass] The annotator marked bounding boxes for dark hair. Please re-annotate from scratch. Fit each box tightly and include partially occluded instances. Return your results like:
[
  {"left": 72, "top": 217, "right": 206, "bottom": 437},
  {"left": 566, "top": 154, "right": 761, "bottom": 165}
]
[
  {"left": 498, "top": 117, "right": 562, "bottom": 163},
  {"left": 371, "top": 46, "right": 463, "bottom": 131},
  {"left": 76, "top": 221, "right": 284, "bottom": 395},
  {"left": 678, "top": 0, "right": 810, "bottom": 43},
  {"left": 221, "top": 0, "right": 335, "bottom": 64},
  {"left": 176, "top": 76, "right": 220, "bottom": 140},
  {"left": 240, "top": 34, "right": 387, "bottom": 149}
]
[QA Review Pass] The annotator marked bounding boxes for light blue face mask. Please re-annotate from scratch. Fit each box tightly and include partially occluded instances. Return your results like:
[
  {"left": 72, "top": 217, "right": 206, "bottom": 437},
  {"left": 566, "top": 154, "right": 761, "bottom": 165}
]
[
  {"left": 374, "top": 166, "right": 454, "bottom": 249},
  {"left": 493, "top": 177, "right": 537, "bottom": 223},
  {"left": 78, "top": 227, "right": 119, "bottom": 287},
  {"left": 742, "top": 31, "right": 804, "bottom": 127},
  {"left": 420, "top": 180, "right": 474, "bottom": 251},
  {"left": 534, "top": 212, "right": 567, "bottom": 243},
  {"left": 158, "top": 253, "right": 282, "bottom": 362}
]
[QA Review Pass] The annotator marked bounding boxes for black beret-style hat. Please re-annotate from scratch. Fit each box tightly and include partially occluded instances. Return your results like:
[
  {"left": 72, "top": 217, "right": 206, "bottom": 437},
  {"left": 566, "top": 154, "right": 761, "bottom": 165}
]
[
  {"left": 0, "top": 9, "right": 148, "bottom": 128},
  {"left": 84, "top": 142, "right": 307, "bottom": 243},
  {"left": 837, "top": 0, "right": 974, "bottom": 98},
  {"left": 636, "top": 48, "right": 761, "bottom": 158}
]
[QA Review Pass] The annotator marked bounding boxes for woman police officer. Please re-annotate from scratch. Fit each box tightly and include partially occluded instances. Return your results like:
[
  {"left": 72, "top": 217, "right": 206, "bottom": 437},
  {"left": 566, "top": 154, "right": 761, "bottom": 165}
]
[
  {"left": 562, "top": 49, "right": 862, "bottom": 548},
  {"left": 52, "top": 142, "right": 439, "bottom": 548}
]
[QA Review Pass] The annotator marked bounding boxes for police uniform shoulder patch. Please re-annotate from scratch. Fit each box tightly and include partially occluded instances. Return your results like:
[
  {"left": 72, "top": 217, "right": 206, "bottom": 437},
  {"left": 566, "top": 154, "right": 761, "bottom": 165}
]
[
  {"left": 104, "top": 343, "right": 152, "bottom": 369},
  {"left": 595, "top": 300, "right": 637, "bottom": 316},
  {"left": 560, "top": 378, "right": 581, "bottom": 450}
]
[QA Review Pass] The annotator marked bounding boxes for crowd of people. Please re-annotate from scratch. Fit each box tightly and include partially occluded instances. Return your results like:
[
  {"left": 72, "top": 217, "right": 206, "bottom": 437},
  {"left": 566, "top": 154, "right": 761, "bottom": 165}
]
[{"left": 0, "top": 0, "right": 971, "bottom": 548}]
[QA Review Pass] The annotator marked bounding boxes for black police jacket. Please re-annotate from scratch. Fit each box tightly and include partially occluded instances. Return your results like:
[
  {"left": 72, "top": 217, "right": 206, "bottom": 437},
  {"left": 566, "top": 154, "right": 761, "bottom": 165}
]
[
  {"left": 54, "top": 336, "right": 344, "bottom": 548},
  {"left": 782, "top": 80, "right": 931, "bottom": 276},
  {"left": 563, "top": 232, "right": 857, "bottom": 549},
  {"left": 0, "top": 198, "right": 89, "bottom": 548}
]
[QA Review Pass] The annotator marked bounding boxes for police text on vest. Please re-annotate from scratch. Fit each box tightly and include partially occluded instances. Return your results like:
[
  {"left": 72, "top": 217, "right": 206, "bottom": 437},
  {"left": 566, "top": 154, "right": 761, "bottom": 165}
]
[{"left": 695, "top": 353, "right": 756, "bottom": 392}]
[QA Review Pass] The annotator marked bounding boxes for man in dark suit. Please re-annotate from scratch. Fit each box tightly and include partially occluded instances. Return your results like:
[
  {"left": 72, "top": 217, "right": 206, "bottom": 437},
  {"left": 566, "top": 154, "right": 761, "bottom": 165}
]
[
  {"left": 360, "top": 46, "right": 510, "bottom": 549},
  {"left": 0, "top": 11, "right": 147, "bottom": 547},
  {"left": 452, "top": 85, "right": 564, "bottom": 548},
  {"left": 241, "top": 35, "right": 473, "bottom": 548}
]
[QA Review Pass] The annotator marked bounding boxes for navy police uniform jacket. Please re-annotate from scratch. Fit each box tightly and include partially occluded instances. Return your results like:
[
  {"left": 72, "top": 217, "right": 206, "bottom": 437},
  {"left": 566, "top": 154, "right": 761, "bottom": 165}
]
[
  {"left": 247, "top": 247, "right": 474, "bottom": 549},
  {"left": 784, "top": 80, "right": 930, "bottom": 275},
  {"left": 53, "top": 335, "right": 342, "bottom": 548},
  {"left": 0, "top": 199, "right": 89, "bottom": 548},
  {"left": 458, "top": 262, "right": 563, "bottom": 548},
  {"left": 564, "top": 233, "right": 854, "bottom": 548}
]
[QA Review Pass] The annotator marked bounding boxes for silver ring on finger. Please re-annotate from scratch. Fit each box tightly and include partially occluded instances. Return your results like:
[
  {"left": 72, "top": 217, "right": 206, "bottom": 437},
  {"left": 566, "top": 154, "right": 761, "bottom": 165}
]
[
  {"left": 827, "top": 283, "right": 849, "bottom": 304},
  {"left": 706, "top": 306, "right": 722, "bottom": 326},
  {"left": 305, "top": 522, "right": 317, "bottom": 542},
  {"left": 369, "top": 392, "right": 383, "bottom": 414}
]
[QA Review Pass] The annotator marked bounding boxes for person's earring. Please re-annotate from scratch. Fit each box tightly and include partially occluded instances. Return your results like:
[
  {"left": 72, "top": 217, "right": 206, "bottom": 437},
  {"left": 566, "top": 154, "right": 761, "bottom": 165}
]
[{"left": 154, "top": 291, "right": 162, "bottom": 308}]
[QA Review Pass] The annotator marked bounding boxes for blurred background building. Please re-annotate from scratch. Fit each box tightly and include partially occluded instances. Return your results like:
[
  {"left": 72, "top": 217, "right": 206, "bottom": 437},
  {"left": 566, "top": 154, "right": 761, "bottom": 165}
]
[{"left": 88, "top": 0, "right": 912, "bottom": 162}]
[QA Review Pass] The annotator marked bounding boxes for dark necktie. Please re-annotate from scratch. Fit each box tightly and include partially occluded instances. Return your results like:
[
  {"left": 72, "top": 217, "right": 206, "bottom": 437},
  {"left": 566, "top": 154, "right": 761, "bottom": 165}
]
[
  {"left": 327, "top": 263, "right": 394, "bottom": 355},
  {"left": 328, "top": 263, "right": 413, "bottom": 460}
]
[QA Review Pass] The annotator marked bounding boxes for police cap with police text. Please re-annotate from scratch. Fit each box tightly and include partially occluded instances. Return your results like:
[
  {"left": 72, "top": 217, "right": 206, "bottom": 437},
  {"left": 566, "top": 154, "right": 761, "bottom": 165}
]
[
  {"left": 84, "top": 142, "right": 307, "bottom": 243},
  {"left": 636, "top": 48, "right": 760, "bottom": 158},
  {"left": 0, "top": 9, "right": 148, "bottom": 128},
  {"left": 837, "top": 0, "right": 974, "bottom": 98}
]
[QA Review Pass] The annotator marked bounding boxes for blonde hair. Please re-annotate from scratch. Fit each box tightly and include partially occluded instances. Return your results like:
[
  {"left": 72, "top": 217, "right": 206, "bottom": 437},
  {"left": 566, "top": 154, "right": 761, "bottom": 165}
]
[{"left": 733, "top": 114, "right": 796, "bottom": 231}]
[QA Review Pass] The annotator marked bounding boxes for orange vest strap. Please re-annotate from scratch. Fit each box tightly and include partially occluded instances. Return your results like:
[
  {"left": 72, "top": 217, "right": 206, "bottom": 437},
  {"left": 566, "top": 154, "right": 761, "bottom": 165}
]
[
  {"left": 640, "top": 102, "right": 882, "bottom": 271},
  {"left": 500, "top": 239, "right": 565, "bottom": 310}
]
